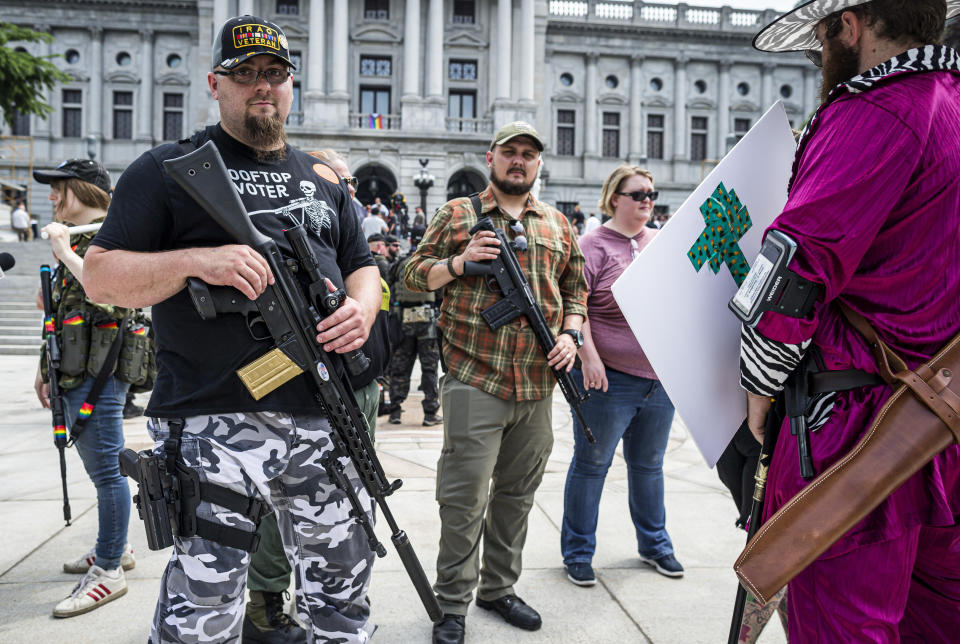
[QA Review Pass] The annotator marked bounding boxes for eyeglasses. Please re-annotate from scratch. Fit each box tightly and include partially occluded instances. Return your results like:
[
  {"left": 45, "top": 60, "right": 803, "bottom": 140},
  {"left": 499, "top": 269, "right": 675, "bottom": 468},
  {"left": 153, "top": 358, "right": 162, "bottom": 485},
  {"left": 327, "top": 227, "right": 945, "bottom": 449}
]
[
  {"left": 508, "top": 219, "right": 528, "bottom": 251},
  {"left": 389, "top": 243, "right": 401, "bottom": 248},
  {"left": 214, "top": 68, "right": 291, "bottom": 85},
  {"left": 343, "top": 176, "right": 358, "bottom": 189},
  {"left": 805, "top": 50, "right": 823, "bottom": 68},
  {"left": 616, "top": 190, "right": 659, "bottom": 203}
]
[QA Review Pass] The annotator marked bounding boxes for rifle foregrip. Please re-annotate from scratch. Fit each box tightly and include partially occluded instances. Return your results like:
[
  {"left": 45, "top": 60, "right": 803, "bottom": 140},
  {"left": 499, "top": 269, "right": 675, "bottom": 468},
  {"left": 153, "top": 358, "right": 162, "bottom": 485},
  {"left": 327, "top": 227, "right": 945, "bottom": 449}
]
[
  {"left": 162, "top": 141, "right": 271, "bottom": 249},
  {"left": 392, "top": 531, "right": 443, "bottom": 622}
]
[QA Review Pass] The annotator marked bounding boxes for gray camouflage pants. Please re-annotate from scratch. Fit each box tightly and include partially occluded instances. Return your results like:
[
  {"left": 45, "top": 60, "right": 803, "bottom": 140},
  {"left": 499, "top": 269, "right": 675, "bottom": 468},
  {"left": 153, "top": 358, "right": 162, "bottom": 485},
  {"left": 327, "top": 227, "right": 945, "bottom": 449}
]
[{"left": 146, "top": 412, "right": 375, "bottom": 643}]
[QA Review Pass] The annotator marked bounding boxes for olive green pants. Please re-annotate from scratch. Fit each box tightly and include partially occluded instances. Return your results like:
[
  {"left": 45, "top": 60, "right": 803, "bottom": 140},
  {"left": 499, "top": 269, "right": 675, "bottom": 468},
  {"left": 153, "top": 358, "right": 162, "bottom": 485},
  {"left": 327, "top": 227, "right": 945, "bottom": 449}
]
[
  {"left": 434, "top": 375, "right": 554, "bottom": 616},
  {"left": 247, "top": 378, "right": 380, "bottom": 593}
]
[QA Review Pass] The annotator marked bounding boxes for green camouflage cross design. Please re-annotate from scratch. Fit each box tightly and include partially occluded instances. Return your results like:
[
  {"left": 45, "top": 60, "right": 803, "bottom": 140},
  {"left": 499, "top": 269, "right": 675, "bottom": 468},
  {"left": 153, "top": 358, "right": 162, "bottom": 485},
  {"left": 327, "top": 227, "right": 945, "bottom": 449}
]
[{"left": 687, "top": 182, "right": 752, "bottom": 286}]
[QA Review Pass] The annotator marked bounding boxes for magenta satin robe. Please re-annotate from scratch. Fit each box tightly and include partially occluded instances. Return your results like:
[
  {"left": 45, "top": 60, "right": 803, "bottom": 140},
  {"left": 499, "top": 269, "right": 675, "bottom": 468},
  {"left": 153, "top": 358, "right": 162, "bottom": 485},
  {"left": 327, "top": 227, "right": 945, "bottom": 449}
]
[{"left": 755, "top": 67, "right": 960, "bottom": 641}]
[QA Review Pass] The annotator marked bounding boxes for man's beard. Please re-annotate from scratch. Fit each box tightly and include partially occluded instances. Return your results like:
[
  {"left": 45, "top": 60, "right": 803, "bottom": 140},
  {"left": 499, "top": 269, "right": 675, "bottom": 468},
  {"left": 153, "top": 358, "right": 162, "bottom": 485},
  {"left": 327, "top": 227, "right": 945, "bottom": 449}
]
[
  {"left": 489, "top": 166, "right": 535, "bottom": 196},
  {"left": 244, "top": 113, "right": 287, "bottom": 160},
  {"left": 819, "top": 39, "right": 862, "bottom": 103}
]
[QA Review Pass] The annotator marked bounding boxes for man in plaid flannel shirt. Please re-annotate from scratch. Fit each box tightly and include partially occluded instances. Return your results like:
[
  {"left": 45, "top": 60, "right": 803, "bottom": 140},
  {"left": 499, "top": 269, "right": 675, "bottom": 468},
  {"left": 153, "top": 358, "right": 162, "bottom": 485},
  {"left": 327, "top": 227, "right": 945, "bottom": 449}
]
[{"left": 404, "top": 122, "right": 587, "bottom": 644}]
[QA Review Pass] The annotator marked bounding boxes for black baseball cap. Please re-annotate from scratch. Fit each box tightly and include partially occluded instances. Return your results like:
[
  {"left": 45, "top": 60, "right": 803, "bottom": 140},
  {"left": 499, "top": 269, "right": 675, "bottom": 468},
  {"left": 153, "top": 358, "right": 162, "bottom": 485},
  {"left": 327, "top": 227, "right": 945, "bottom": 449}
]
[
  {"left": 34, "top": 159, "right": 112, "bottom": 194},
  {"left": 212, "top": 15, "right": 296, "bottom": 70},
  {"left": 367, "top": 233, "right": 386, "bottom": 244},
  {"left": 385, "top": 235, "right": 399, "bottom": 244}
]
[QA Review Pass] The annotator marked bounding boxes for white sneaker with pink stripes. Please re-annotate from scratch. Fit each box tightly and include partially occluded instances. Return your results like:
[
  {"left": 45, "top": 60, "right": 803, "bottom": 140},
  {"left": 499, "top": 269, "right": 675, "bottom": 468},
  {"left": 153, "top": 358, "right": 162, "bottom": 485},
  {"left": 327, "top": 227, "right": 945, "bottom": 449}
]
[
  {"left": 53, "top": 565, "right": 127, "bottom": 618},
  {"left": 62, "top": 543, "right": 135, "bottom": 573}
]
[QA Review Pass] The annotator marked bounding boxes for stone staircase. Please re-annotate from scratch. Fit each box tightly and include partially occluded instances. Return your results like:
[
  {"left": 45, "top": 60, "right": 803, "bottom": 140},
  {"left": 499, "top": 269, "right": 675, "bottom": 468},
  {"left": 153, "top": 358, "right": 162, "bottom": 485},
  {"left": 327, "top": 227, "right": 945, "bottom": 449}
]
[{"left": 0, "top": 240, "right": 54, "bottom": 356}]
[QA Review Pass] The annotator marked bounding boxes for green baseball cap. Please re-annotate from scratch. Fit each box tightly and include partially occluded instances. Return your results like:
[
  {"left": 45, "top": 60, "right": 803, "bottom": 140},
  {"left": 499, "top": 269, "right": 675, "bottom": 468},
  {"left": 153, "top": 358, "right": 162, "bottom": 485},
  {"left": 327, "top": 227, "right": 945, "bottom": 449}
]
[{"left": 490, "top": 121, "right": 544, "bottom": 151}]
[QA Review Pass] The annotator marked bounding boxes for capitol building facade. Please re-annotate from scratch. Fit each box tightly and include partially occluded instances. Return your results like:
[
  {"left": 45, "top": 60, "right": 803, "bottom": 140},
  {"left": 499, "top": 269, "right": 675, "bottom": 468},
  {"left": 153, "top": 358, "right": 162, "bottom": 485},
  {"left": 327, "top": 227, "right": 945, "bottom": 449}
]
[{"left": 1, "top": 0, "right": 816, "bottom": 220}]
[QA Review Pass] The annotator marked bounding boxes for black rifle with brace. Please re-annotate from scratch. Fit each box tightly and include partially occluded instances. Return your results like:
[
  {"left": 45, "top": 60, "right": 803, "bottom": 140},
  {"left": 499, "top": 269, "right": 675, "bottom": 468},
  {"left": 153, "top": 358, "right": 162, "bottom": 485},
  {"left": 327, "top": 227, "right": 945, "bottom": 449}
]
[
  {"left": 40, "top": 264, "right": 72, "bottom": 526},
  {"left": 161, "top": 140, "right": 442, "bottom": 623},
  {"left": 460, "top": 197, "right": 595, "bottom": 444}
]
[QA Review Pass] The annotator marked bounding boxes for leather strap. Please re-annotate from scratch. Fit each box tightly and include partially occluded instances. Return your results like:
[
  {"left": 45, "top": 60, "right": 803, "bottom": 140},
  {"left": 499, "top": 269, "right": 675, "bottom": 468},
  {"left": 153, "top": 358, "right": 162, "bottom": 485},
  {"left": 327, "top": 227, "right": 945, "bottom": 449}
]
[
  {"left": 836, "top": 303, "right": 907, "bottom": 383},
  {"left": 838, "top": 302, "right": 960, "bottom": 443}
]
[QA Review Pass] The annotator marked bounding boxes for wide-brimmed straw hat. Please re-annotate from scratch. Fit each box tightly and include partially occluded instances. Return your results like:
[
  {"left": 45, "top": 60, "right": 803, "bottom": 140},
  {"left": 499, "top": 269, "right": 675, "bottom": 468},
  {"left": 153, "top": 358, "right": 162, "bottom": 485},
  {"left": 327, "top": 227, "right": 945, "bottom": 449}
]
[{"left": 754, "top": 0, "right": 960, "bottom": 53}]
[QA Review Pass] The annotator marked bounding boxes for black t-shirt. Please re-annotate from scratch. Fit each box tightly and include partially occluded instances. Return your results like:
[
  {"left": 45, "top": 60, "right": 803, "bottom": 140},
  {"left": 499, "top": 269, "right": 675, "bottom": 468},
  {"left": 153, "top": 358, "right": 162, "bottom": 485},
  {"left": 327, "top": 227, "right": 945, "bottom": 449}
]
[{"left": 93, "top": 124, "right": 375, "bottom": 417}]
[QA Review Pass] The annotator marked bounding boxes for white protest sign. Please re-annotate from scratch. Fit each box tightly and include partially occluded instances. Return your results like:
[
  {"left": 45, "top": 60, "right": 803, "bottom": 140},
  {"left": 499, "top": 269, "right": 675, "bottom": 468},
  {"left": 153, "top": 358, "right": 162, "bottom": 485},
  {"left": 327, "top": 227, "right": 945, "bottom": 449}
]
[{"left": 611, "top": 101, "right": 797, "bottom": 467}]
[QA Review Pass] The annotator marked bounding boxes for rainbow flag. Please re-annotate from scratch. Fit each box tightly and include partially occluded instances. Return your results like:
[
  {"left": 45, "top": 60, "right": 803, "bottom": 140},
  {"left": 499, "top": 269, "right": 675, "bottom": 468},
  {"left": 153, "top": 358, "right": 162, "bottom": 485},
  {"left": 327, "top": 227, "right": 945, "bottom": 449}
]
[
  {"left": 78, "top": 402, "right": 94, "bottom": 419},
  {"left": 63, "top": 315, "right": 84, "bottom": 326},
  {"left": 96, "top": 321, "right": 118, "bottom": 329},
  {"left": 53, "top": 425, "right": 67, "bottom": 442},
  {"left": 369, "top": 113, "right": 383, "bottom": 130},
  {"left": 132, "top": 326, "right": 148, "bottom": 336},
  {"left": 44, "top": 316, "right": 55, "bottom": 333}
]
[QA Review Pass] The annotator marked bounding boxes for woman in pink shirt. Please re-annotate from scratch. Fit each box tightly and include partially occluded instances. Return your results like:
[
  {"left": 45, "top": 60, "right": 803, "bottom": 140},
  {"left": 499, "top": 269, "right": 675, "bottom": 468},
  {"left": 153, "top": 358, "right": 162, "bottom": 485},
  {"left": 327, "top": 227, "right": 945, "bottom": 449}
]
[{"left": 561, "top": 165, "right": 682, "bottom": 586}]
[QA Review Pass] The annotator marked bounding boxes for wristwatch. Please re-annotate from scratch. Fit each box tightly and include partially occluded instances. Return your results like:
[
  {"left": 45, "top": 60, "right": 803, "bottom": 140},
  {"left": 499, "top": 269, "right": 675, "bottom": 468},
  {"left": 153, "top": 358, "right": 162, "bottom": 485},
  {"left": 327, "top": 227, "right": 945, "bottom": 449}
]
[{"left": 560, "top": 328, "right": 584, "bottom": 348}]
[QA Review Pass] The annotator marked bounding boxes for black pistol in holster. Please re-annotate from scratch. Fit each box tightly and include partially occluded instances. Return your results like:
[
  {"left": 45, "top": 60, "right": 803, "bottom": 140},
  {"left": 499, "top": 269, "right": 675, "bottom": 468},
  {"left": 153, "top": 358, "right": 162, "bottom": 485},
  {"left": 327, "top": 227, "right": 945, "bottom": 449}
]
[
  {"left": 119, "top": 419, "right": 269, "bottom": 553},
  {"left": 161, "top": 140, "right": 442, "bottom": 623},
  {"left": 460, "top": 196, "right": 595, "bottom": 444}
]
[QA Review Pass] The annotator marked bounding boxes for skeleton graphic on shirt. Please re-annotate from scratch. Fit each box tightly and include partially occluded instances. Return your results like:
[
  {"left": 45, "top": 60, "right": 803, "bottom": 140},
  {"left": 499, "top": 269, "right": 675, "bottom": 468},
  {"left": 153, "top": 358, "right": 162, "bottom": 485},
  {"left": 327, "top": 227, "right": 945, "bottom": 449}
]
[{"left": 248, "top": 180, "right": 335, "bottom": 235}]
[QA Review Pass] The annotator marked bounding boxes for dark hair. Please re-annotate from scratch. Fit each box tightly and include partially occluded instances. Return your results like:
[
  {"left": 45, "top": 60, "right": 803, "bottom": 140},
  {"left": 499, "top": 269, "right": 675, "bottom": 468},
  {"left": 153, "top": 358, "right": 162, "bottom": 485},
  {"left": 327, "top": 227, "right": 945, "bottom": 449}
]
[{"left": 822, "top": 0, "right": 945, "bottom": 45}]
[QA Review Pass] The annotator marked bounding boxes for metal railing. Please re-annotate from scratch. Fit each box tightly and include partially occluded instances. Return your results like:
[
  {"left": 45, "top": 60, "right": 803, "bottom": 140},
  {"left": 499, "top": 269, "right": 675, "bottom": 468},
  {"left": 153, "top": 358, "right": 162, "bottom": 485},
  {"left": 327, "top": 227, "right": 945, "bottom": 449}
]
[
  {"left": 445, "top": 117, "right": 494, "bottom": 134},
  {"left": 548, "top": 1, "right": 767, "bottom": 31},
  {"left": 348, "top": 113, "right": 402, "bottom": 130}
]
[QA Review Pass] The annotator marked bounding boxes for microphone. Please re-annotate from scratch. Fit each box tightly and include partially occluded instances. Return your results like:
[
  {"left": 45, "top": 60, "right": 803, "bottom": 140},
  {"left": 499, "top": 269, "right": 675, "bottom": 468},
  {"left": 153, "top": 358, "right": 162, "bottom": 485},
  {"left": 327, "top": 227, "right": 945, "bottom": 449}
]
[{"left": 0, "top": 252, "right": 13, "bottom": 279}]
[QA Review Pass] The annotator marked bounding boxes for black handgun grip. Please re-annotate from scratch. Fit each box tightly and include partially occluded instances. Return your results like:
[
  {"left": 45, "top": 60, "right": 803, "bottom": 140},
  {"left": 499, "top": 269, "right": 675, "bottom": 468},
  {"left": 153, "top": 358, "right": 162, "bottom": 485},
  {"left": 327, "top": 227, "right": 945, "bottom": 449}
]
[
  {"left": 792, "top": 417, "right": 815, "bottom": 480},
  {"left": 118, "top": 448, "right": 141, "bottom": 481},
  {"left": 392, "top": 530, "right": 444, "bottom": 622}
]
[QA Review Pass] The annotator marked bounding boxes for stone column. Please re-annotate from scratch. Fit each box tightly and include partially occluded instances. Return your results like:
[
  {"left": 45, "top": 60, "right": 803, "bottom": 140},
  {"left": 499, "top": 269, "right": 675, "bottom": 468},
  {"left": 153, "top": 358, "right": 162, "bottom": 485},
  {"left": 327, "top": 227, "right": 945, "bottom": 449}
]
[
  {"left": 89, "top": 27, "right": 103, "bottom": 148},
  {"left": 212, "top": 0, "right": 228, "bottom": 34},
  {"left": 584, "top": 52, "right": 598, "bottom": 156},
  {"left": 403, "top": 0, "right": 421, "bottom": 98},
  {"left": 426, "top": 0, "right": 443, "bottom": 98},
  {"left": 496, "top": 0, "right": 512, "bottom": 101},
  {"left": 331, "top": 0, "right": 348, "bottom": 97},
  {"left": 303, "top": 0, "right": 326, "bottom": 124},
  {"left": 32, "top": 23, "right": 52, "bottom": 141},
  {"left": 761, "top": 62, "right": 775, "bottom": 111},
  {"left": 629, "top": 54, "right": 643, "bottom": 161},
  {"left": 238, "top": 0, "right": 254, "bottom": 16},
  {"left": 717, "top": 59, "right": 731, "bottom": 156},
  {"left": 673, "top": 54, "right": 687, "bottom": 160},
  {"left": 307, "top": 0, "right": 325, "bottom": 95},
  {"left": 137, "top": 29, "right": 155, "bottom": 144},
  {"left": 519, "top": 0, "right": 534, "bottom": 102}
]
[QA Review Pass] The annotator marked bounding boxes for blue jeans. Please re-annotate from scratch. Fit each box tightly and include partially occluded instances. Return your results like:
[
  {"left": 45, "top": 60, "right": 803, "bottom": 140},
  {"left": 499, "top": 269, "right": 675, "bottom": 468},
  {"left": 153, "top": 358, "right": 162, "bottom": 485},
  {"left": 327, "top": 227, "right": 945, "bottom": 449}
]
[
  {"left": 561, "top": 367, "right": 676, "bottom": 564},
  {"left": 63, "top": 376, "right": 131, "bottom": 569}
]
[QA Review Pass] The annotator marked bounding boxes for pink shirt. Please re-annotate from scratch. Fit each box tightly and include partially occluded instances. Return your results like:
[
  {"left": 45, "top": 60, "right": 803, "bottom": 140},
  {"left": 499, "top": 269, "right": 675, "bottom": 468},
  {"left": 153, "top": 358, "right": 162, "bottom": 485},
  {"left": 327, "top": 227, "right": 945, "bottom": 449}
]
[{"left": 579, "top": 225, "right": 658, "bottom": 380}]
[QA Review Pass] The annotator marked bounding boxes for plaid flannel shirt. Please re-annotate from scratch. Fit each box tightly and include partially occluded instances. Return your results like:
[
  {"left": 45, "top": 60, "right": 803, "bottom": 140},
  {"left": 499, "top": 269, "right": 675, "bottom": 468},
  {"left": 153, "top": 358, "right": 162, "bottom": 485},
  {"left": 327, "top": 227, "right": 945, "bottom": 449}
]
[{"left": 404, "top": 187, "right": 587, "bottom": 401}]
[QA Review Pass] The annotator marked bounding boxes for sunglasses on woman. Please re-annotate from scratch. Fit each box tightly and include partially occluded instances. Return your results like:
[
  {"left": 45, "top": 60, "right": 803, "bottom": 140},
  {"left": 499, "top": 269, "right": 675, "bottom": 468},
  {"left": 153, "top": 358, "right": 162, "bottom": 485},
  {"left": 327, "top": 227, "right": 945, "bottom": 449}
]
[{"left": 616, "top": 190, "right": 659, "bottom": 203}]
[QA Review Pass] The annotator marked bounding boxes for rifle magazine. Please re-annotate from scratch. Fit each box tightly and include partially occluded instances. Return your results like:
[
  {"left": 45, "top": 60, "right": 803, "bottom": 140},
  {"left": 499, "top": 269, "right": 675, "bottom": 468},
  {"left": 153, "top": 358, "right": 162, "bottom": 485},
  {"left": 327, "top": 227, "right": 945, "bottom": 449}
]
[{"left": 237, "top": 348, "right": 304, "bottom": 400}]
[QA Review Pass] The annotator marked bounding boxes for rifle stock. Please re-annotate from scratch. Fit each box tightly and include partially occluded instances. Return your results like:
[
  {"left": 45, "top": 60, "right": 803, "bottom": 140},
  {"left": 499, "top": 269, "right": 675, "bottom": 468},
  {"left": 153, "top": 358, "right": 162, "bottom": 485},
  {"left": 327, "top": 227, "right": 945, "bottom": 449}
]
[{"left": 163, "top": 142, "right": 442, "bottom": 622}]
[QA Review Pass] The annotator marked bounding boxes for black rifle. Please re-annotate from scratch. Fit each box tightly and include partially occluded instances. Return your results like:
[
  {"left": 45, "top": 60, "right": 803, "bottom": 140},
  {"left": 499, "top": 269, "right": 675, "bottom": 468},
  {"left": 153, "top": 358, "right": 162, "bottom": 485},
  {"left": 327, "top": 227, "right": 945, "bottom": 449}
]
[
  {"left": 163, "top": 141, "right": 442, "bottom": 623},
  {"left": 461, "top": 213, "right": 595, "bottom": 444},
  {"left": 40, "top": 264, "right": 72, "bottom": 526},
  {"left": 726, "top": 396, "right": 785, "bottom": 644}
]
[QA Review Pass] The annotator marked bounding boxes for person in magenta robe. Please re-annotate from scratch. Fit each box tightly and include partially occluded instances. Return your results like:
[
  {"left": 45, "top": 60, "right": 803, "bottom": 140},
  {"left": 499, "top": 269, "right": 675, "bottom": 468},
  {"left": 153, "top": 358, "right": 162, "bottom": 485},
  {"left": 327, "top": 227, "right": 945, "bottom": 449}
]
[{"left": 741, "top": 1, "right": 960, "bottom": 641}]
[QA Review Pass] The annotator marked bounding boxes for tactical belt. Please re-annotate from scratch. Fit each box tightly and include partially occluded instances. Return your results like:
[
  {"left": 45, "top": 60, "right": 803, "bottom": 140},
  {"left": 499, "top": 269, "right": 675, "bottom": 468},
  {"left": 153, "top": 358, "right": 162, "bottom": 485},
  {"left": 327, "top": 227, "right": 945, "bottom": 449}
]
[{"left": 165, "top": 419, "right": 269, "bottom": 552}]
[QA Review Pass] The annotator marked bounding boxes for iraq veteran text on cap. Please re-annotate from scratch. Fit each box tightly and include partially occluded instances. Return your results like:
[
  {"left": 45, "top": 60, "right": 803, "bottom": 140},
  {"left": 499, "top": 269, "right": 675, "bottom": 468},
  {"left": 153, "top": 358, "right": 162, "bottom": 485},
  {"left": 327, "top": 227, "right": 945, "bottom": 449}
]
[
  {"left": 490, "top": 121, "right": 544, "bottom": 151},
  {"left": 212, "top": 15, "right": 296, "bottom": 70}
]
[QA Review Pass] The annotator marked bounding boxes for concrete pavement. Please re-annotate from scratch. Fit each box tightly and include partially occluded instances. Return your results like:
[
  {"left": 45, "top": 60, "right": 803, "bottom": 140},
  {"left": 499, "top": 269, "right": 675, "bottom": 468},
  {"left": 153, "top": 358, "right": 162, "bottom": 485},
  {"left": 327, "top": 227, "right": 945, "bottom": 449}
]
[{"left": 0, "top": 243, "right": 786, "bottom": 642}]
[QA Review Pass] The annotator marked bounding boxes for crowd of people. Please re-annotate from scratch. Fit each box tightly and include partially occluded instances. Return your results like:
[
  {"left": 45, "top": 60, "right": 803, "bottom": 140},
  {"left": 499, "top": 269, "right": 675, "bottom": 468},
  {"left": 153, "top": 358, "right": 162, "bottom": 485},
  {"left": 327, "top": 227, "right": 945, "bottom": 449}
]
[{"left": 27, "top": 2, "right": 960, "bottom": 643}]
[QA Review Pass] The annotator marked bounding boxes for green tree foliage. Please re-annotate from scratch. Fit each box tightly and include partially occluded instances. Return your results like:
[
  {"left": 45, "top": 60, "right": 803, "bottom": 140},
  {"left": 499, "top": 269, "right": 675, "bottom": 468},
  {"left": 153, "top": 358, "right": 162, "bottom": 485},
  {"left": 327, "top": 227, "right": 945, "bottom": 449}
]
[{"left": 0, "top": 23, "right": 70, "bottom": 127}]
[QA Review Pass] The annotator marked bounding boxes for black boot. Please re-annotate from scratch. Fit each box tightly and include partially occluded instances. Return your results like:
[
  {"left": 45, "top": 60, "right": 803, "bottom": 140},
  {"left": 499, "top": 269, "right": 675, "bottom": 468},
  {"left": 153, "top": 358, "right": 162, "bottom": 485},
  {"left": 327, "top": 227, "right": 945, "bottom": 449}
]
[{"left": 242, "top": 590, "right": 307, "bottom": 644}]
